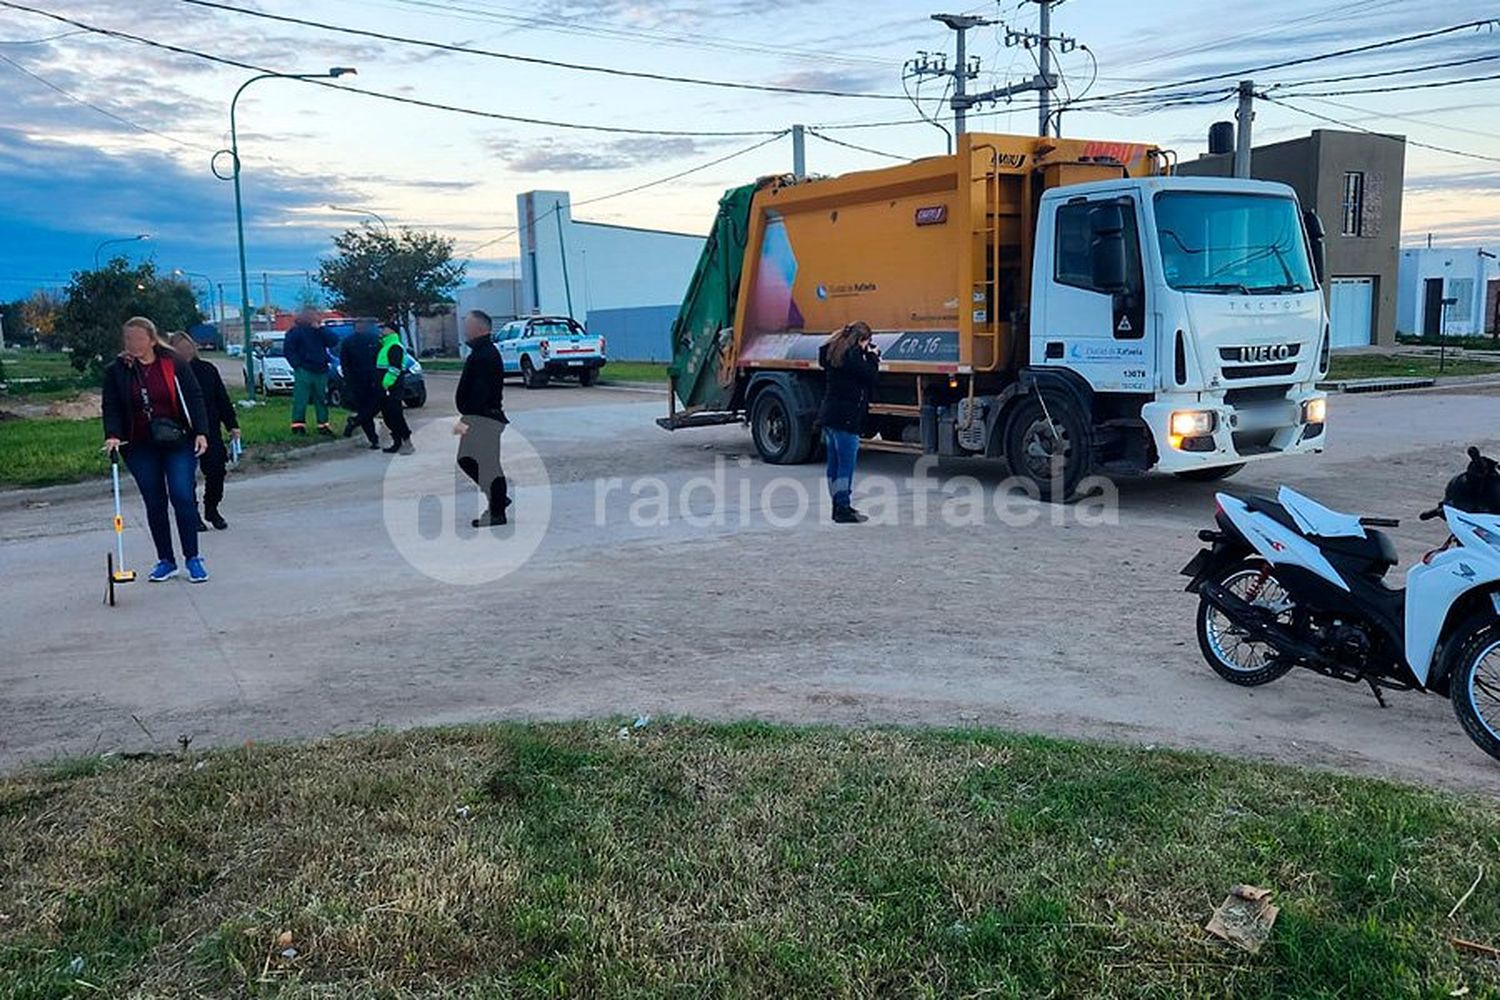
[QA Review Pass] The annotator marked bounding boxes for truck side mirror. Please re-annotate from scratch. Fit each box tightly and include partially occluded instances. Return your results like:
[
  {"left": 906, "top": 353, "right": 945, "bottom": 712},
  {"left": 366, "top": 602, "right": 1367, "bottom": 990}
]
[
  {"left": 1303, "top": 209, "right": 1327, "bottom": 287},
  {"left": 1089, "top": 204, "right": 1128, "bottom": 293}
]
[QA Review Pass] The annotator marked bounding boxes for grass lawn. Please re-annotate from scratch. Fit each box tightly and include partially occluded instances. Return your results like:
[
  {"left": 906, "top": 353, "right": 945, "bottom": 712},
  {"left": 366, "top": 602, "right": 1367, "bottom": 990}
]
[
  {"left": 0, "top": 396, "right": 346, "bottom": 488},
  {"left": 1327, "top": 353, "right": 1500, "bottom": 381},
  {"left": 3, "top": 722, "right": 1500, "bottom": 998}
]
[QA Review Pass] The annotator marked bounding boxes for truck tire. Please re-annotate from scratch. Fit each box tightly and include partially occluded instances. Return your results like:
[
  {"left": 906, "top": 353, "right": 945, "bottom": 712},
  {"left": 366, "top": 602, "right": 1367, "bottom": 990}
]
[
  {"left": 327, "top": 381, "right": 344, "bottom": 409},
  {"left": 579, "top": 367, "right": 599, "bottom": 387},
  {"left": 750, "top": 385, "right": 813, "bottom": 465},
  {"left": 1003, "top": 393, "right": 1092, "bottom": 502},
  {"left": 521, "top": 356, "right": 549, "bottom": 389},
  {"left": 1176, "top": 464, "right": 1245, "bottom": 483}
]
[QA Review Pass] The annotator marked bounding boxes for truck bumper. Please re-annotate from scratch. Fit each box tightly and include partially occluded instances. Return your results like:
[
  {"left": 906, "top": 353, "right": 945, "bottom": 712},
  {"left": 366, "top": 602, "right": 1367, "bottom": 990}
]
[
  {"left": 1142, "top": 387, "right": 1327, "bottom": 474},
  {"left": 544, "top": 357, "right": 605, "bottom": 375}
]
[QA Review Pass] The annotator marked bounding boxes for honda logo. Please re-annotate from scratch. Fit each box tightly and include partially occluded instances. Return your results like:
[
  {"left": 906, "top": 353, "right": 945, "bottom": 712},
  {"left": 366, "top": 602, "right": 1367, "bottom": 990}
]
[{"left": 1238, "top": 344, "right": 1292, "bottom": 364}]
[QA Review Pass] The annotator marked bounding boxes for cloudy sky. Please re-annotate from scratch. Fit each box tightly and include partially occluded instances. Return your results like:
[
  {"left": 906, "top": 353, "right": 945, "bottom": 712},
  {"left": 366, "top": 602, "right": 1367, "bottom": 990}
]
[{"left": 0, "top": 0, "right": 1495, "bottom": 310}]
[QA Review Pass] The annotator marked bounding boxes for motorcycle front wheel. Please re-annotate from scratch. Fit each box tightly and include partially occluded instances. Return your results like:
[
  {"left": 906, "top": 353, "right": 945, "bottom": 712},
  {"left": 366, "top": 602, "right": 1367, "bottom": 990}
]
[
  {"left": 1444, "top": 617, "right": 1500, "bottom": 763},
  {"left": 1196, "top": 559, "right": 1297, "bottom": 687}
]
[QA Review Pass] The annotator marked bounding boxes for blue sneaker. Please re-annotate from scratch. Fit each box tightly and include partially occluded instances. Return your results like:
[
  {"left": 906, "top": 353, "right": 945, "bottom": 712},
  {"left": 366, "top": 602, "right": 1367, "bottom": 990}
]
[
  {"left": 148, "top": 560, "right": 178, "bottom": 582},
  {"left": 186, "top": 557, "right": 210, "bottom": 584}
]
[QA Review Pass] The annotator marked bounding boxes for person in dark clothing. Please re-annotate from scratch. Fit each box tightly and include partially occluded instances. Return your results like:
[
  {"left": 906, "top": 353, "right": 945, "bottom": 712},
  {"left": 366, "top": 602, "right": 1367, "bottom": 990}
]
[
  {"left": 102, "top": 316, "right": 213, "bottom": 582},
  {"left": 339, "top": 317, "right": 383, "bottom": 449},
  {"left": 454, "top": 310, "right": 510, "bottom": 527},
  {"left": 376, "top": 324, "right": 414, "bottom": 454},
  {"left": 170, "top": 333, "right": 239, "bottom": 530},
  {"left": 283, "top": 307, "right": 337, "bottom": 435},
  {"left": 817, "top": 321, "right": 881, "bottom": 524}
]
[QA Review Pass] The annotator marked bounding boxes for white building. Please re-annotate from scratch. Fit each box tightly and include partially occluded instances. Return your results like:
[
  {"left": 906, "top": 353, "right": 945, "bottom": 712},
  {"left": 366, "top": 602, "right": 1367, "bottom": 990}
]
[
  {"left": 455, "top": 277, "right": 525, "bottom": 328},
  {"left": 1397, "top": 247, "right": 1500, "bottom": 338},
  {"left": 517, "top": 190, "right": 704, "bottom": 361}
]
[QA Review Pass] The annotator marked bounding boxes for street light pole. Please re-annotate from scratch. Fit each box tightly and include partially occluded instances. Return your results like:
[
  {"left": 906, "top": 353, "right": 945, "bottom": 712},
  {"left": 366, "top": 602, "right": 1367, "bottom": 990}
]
[
  {"left": 172, "top": 268, "right": 213, "bottom": 320},
  {"left": 94, "top": 234, "right": 149, "bottom": 269},
  {"left": 218, "top": 67, "right": 357, "bottom": 396},
  {"left": 328, "top": 204, "right": 391, "bottom": 234}
]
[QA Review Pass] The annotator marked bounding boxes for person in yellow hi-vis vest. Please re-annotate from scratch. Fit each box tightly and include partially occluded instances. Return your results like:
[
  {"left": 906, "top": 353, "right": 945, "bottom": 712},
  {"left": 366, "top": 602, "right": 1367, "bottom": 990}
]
[{"left": 375, "top": 325, "right": 413, "bottom": 454}]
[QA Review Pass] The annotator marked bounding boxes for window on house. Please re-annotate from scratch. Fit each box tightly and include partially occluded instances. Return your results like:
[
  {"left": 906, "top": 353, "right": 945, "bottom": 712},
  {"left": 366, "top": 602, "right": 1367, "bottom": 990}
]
[{"left": 1342, "top": 171, "right": 1365, "bottom": 237}]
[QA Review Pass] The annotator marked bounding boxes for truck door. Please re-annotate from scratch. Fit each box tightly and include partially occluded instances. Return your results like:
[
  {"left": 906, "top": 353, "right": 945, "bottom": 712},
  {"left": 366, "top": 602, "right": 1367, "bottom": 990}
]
[{"left": 1035, "top": 194, "right": 1151, "bottom": 393}]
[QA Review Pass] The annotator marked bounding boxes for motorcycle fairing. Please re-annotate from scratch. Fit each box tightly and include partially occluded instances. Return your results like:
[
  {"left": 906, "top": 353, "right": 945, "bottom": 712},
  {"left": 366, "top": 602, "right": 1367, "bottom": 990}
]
[
  {"left": 1216, "top": 493, "right": 1351, "bottom": 592},
  {"left": 1405, "top": 507, "right": 1500, "bottom": 686},
  {"left": 1278, "top": 486, "right": 1367, "bottom": 539}
]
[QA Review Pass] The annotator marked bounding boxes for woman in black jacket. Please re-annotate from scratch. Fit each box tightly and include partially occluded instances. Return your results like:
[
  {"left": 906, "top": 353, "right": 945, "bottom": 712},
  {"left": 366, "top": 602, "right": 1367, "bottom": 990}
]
[
  {"left": 101, "top": 317, "right": 211, "bottom": 583},
  {"left": 817, "top": 321, "right": 880, "bottom": 524}
]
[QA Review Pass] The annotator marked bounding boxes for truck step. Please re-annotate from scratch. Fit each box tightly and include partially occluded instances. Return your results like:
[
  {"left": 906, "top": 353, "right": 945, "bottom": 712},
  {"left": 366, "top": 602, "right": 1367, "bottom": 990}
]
[
  {"left": 656, "top": 412, "right": 743, "bottom": 431},
  {"left": 859, "top": 439, "right": 925, "bottom": 456}
]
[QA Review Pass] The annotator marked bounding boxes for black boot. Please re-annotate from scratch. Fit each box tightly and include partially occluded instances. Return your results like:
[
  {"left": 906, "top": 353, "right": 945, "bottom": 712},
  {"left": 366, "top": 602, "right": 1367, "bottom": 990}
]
[
  {"left": 382, "top": 439, "right": 403, "bottom": 454},
  {"left": 832, "top": 505, "right": 865, "bottom": 524},
  {"left": 342, "top": 417, "right": 356, "bottom": 438},
  {"left": 206, "top": 507, "right": 228, "bottom": 530}
]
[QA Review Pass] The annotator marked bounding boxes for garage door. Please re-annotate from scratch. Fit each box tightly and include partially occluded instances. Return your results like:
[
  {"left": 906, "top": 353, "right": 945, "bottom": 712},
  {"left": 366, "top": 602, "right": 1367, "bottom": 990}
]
[{"left": 1329, "top": 277, "right": 1374, "bottom": 348}]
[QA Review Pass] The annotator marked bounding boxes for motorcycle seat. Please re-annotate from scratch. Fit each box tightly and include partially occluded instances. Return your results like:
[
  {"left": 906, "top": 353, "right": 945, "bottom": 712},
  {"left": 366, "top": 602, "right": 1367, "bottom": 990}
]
[{"left": 1242, "top": 495, "right": 1399, "bottom": 573}]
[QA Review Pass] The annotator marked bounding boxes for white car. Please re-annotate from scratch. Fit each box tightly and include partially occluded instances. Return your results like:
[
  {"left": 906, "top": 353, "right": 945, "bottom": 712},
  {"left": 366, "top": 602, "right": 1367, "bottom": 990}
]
[
  {"left": 252, "top": 337, "right": 295, "bottom": 394},
  {"left": 493, "top": 315, "right": 606, "bottom": 388}
]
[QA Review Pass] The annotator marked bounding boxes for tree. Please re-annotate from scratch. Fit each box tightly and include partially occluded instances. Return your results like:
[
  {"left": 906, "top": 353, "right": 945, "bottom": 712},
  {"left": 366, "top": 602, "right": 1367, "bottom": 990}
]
[
  {"left": 57, "top": 259, "right": 203, "bottom": 373},
  {"left": 21, "top": 289, "right": 65, "bottom": 349},
  {"left": 318, "top": 227, "right": 465, "bottom": 340}
]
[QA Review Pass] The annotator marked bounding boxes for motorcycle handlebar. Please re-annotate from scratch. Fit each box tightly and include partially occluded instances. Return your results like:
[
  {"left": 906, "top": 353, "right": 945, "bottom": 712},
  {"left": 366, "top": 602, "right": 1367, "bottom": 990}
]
[{"left": 1420, "top": 506, "right": 1444, "bottom": 521}]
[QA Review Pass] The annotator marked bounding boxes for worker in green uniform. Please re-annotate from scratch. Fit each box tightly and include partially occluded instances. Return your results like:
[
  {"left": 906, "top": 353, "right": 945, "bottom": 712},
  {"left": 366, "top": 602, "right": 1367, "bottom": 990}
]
[{"left": 376, "top": 324, "right": 414, "bottom": 454}]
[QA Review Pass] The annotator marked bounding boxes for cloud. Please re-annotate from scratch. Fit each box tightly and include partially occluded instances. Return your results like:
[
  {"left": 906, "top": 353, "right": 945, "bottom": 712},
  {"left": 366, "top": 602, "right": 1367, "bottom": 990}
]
[
  {"left": 769, "top": 67, "right": 889, "bottom": 94},
  {"left": 495, "top": 136, "right": 711, "bottom": 172},
  {"left": 1405, "top": 170, "right": 1500, "bottom": 195}
]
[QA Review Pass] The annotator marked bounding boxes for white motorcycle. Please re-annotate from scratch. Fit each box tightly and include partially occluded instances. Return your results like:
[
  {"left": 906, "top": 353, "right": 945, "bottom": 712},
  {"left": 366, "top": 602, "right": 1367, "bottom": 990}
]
[{"left": 1182, "top": 447, "right": 1500, "bottom": 762}]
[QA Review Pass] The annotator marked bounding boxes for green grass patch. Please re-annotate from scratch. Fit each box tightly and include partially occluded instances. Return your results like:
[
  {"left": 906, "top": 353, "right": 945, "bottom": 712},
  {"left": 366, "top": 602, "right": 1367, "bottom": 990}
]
[
  {"left": 0, "top": 350, "right": 83, "bottom": 381},
  {"left": 0, "top": 395, "right": 348, "bottom": 488},
  {"left": 1327, "top": 353, "right": 1500, "bottom": 381},
  {"left": 2, "top": 722, "right": 1499, "bottom": 997},
  {"left": 601, "top": 361, "right": 669, "bottom": 383}
]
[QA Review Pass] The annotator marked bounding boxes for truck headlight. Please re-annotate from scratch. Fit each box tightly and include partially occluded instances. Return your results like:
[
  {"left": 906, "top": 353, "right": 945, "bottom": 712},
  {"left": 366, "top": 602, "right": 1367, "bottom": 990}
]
[
  {"left": 1302, "top": 398, "right": 1326, "bottom": 424},
  {"left": 1170, "top": 410, "right": 1216, "bottom": 437}
]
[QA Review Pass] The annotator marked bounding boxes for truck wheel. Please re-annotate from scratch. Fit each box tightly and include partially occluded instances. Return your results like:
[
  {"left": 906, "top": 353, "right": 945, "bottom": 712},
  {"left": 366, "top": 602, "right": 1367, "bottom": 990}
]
[
  {"left": 1004, "top": 394, "right": 1091, "bottom": 502},
  {"left": 1176, "top": 464, "right": 1245, "bottom": 483},
  {"left": 521, "top": 356, "right": 549, "bottom": 389},
  {"left": 750, "top": 386, "right": 813, "bottom": 465},
  {"left": 579, "top": 367, "right": 599, "bottom": 387},
  {"left": 327, "top": 382, "right": 344, "bottom": 409}
]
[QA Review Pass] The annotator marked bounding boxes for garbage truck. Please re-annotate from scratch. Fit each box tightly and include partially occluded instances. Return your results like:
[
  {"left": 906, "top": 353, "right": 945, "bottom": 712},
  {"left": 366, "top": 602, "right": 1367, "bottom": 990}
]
[{"left": 658, "top": 132, "right": 1331, "bottom": 499}]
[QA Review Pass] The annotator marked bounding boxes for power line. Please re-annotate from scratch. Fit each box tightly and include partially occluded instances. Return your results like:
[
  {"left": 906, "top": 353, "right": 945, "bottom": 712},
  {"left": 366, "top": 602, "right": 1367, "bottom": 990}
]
[
  {"left": 1083, "top": 18, "right": 1500, "bottom": 104},
  {"left": 462, "top": 131, "right": 789, "bottom": 256},
  {"left": 806, "top": 129, "right": 908, "bottom": 161},
  {"left": 360, "top": 0, "right": 891, "bottom": 68},
  {"left": 0, "top": 1, "right": 785, "bottom": 138},
  {"left": 1269, "top": 51, "right": 1500, "bottom": 90},
  {"left": 1302, "top": 96, "right": 1500, "bottom": 142},
  {"left": 0, "top": 50, "right": 215, "bottom": 151},
  {"left": 177, "top": 0, "right": 909, "bottom": 101},
  {"left": 1259, "top": 93, "right": 1500, "bottom": 165},
  {"left": 1275, "top": 70, "right": 1500, "bottom": 99}
]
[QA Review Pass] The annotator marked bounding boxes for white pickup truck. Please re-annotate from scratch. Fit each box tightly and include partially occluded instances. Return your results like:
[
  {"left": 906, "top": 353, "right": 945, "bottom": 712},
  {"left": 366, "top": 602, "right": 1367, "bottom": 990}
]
[{"left": 493, "top": 315, "right": 607, "bottom": 388}]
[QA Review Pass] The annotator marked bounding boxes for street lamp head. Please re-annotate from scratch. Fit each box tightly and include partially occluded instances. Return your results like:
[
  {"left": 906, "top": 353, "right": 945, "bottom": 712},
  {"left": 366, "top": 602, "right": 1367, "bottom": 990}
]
[{"left": 328, "top": 67, "right": 357, "bottom": 78}]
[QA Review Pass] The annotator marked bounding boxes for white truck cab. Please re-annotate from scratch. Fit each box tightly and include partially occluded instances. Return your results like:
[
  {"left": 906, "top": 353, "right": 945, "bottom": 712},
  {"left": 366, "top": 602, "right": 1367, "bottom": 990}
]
[{"left": 1032, "top": 176, "right": 1328, "bottom": 478}]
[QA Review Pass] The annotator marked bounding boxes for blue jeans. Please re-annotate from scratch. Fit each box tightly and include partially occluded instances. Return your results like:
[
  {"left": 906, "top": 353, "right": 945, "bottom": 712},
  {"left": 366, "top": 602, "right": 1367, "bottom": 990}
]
[
  {"left": 124, "top": 441, "right": 200, "bottom": 562},
  {"left": 823, "top": 427, "right": 860, "bottom": 508}
]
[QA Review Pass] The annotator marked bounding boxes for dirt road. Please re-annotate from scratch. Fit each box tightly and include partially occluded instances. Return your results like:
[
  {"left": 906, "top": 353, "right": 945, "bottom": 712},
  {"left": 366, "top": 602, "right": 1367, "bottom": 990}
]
[{"left": 5, "top": 380, "right": 1500, "bottom": 791}]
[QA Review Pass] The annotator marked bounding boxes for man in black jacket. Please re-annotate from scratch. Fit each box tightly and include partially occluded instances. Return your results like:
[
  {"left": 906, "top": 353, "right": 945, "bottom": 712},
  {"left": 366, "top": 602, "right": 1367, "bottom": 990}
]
[
  {"left": 454, "top": 310, "right": 510, "bottom": 527},
  {"left": 339, "top": 317, "right": 383, "bottom": 449},
  {"left": 169, "top": 333, "right": 239, "bottom": 530}
]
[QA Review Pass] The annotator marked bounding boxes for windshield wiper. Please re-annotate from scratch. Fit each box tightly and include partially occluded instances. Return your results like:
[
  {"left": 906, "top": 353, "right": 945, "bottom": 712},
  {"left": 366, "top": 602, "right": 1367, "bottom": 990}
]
[
  {"left": 1177, "top": 282, "right": 1252, "bottom": 294},
  {"left": 1246, "top": 283, "right": 1308, "bottom": 295}
]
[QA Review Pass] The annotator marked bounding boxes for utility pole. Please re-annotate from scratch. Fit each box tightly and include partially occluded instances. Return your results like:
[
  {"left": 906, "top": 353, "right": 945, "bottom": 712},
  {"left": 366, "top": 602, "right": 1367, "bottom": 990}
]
[
  {"left": 915, "top": 4, "right": 1072, "bottom": 141},
  {"left": 1234, "top": 80, "right": 1255, "bottom": 179},
  {"left": 791, "top": 124, "right": 806, "bottom": 179},
  {"left": 217, "top": 283, "right": 226, "bottom": 326},
  {"left": 262, "top": 272, "right": 271, "bottom": 328}
]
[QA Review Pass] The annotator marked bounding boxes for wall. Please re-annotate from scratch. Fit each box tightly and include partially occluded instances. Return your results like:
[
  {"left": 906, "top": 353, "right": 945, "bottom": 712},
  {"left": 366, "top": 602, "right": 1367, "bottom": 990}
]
[
  {"left": 456, "top": 278, "right": 524, "bottom": 326},
  {"left": 518, "top": 191, "right": 703, "bottom": 358},
  {"left": 1178, "top": 129, "right": 1406, "bottom": 346},
  {"left": 1397, "top": 248, "right": 1500, "bottom": 336}
]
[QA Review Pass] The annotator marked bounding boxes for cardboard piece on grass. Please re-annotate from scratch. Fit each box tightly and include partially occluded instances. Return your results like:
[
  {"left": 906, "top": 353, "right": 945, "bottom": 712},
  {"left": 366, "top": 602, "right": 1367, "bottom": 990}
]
[{"left": 1206, "top": 884, "right": 1279, "bottom": 954}]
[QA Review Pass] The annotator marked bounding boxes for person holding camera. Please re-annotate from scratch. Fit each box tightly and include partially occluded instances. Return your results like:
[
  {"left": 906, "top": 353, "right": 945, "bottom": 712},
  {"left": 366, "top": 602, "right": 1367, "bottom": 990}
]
[
  {"left": 818, "top": 321, "right": 881, "bottom": 524},
  {"left": 101, "top": 316, "right": 211, "bottom": 583}
]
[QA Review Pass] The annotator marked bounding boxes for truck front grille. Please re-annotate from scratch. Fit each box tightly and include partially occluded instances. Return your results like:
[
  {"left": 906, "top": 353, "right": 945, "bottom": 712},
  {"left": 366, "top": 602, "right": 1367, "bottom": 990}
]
[{"left": 1222, "top": 362, "right": 1297, "bottom": 380}]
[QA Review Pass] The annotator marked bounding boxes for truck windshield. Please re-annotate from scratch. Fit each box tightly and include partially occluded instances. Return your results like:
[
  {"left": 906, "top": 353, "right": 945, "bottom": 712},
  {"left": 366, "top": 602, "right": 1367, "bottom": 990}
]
[{"left": 1154, "top": 192, "right": 1315, "bottom": 295}]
